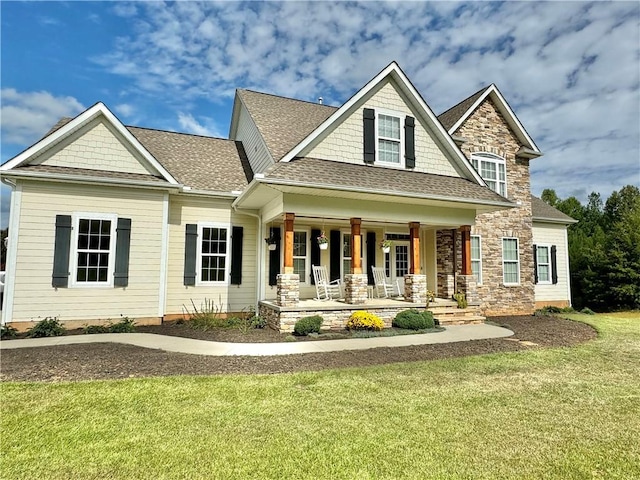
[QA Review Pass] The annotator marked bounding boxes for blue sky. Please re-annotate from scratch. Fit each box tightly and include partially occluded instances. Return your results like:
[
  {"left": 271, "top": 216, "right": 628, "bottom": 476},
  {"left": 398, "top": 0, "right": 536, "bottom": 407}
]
[{"left": 2, "top": 1, "right": 639, "bottom": 228}]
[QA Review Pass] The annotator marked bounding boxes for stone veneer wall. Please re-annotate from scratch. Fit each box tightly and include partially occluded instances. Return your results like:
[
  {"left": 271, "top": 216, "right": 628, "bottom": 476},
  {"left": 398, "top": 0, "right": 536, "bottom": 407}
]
[
  {"left": 453, "top": 97, "right": 535, "bottom": 316},
  {"left": 404, "top": 274, "right": 427, "bottom": 303},
  {"left": 259, "top": 301, "right": 426, "bottom": 333},
  {"left": 344, "top": 274, "right": 369, "bottom": 304},
  {"left": 436, "top": 229, "right": 458, "bottom": 298}
]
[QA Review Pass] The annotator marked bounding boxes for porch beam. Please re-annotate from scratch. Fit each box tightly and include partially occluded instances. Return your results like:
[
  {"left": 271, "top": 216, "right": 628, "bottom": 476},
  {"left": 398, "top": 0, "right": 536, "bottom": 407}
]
[
  {"left": 283, "top": 212, "right": 295, "bottom": 274},
  {"left": 460, "top": 225, "right": 472, "bottom": 275},
  {"left": 409, "top": 222, "right": 421, "bottom": 274},
  {"left": 350, "top": 217, "right": 362, "bottom": 274}
]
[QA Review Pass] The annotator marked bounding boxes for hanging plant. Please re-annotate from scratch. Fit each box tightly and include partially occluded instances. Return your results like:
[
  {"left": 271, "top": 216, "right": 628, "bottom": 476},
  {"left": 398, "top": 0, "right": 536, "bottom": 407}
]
[
  {"left": 317, "top": 231, "right": 329, "bottom": 250},
  {"left": 265, "top": 235, "right": 277, "bottom": 251},
  {"left": 380, "top": 239, "right": 393, "bottom": 253}
]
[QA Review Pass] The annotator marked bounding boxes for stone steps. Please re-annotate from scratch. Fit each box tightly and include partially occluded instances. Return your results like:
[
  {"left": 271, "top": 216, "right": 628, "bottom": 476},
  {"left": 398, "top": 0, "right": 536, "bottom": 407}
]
[{"left": 427, "top": 301, "right": 485, "bottom": 326}]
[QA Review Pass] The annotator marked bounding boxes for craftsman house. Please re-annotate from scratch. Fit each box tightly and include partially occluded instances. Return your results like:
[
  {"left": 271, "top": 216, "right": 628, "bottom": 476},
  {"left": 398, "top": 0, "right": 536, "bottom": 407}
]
[{"left": 0, "top": 62, "right": 575, "bottom": 332}]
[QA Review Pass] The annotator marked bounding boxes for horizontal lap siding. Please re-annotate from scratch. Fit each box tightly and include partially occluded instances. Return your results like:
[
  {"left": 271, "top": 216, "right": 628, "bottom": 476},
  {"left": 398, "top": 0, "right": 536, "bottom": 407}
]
[
  {"left": 306, "top": 81, "right": 460, "bottom": 177},
  {"left": 11, "top": 181, "right": 165, "bottom": 322},
  {"left": 235, "top": 104, "right": 273, "bottom": 174},
  {"left": 165, "top": 196, "right": 257, "bottom": 315},
  {"left": 532, "top": 223, "right": 570, "bottom": 302}
]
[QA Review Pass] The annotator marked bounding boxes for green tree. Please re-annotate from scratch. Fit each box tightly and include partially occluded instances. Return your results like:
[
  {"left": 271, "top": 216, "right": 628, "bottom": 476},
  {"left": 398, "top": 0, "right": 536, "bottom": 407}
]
[{"left": 541, "top": 188, "right": 559, "bottom": 207}]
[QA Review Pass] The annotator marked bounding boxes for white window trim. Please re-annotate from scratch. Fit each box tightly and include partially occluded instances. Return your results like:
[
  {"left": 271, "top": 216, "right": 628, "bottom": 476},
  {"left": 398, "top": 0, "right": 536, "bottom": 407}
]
[
  {"left": 471, "top": 152, "right": 507, "bottom": 197},
  {"left": 293, "top": 229, "right": 310, "bottom": 284},
  {"left": 536, "top": 244, "right": 552, "bottom": 285},
  {"left": 471, "top": 235, "right": 482, "bottom": 285},
  {"left": 196, "top": 222, "right": 231, "bottom": 286},
  {"left": 502, "top": 237, "right": 520, "bottom": 286},
  {"left": 70, "top": 212, "right": 118, "bottom": 288},
  {"left": 375, "top": 108, "right": 405, "bottom": 168},
  {"left": 340, "top": 230, "right": 367, "bottom": 279}
]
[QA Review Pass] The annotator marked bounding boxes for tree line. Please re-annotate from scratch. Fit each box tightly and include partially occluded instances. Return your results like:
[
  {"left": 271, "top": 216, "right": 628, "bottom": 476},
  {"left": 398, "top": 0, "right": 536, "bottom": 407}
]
[{"left": 541, "top": 185, "right": 640, "bottom": 311}]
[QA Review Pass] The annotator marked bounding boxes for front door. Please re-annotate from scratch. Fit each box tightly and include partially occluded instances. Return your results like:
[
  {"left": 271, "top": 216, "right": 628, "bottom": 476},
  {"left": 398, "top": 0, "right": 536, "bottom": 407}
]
[{"left": 385, "top": 242, "right": 409, "bottom": 291}]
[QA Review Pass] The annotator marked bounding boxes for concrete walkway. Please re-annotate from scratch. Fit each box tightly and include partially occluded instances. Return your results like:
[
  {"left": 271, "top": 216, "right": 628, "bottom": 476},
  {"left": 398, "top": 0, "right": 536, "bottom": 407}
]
[{"left": 0, "top": 324, "right": 513, "bottom": 357}]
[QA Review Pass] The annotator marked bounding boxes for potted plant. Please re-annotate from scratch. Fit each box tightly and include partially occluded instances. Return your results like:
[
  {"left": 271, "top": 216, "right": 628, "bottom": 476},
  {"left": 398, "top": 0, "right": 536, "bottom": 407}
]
[
  {"left": 265, "top": 235, "right": 277, "bottom": 251},
  {"left": 380, "top": 239, "right": 393, "bottom": 253},
  {"left": 317, "top": 231, "right": 329, "bottom": 250}
]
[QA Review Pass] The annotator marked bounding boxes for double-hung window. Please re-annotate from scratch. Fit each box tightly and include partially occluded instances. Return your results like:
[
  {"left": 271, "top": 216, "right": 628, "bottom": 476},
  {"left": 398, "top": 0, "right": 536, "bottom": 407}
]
[
  {"left": 471, "top": 152, "right": 506, "bottom": 197},
  {"left": 502, "top": 237, "right": 520, "bottom": 285},
  {"left": 377, "top": 112, "right": 402, "bottom": 165},
  {"left": 293, "top": 230, "right": 309, "bottom": 283},
  {"left": 198, "top": 223, "right": 229, "bottom": 284},
  {"left": 471, "top": 235, "right": 482, "bottom": 284},
  {"left": 71, "top": 213, "right": 117, "bottom": 286},
  {"left": 536, "top": 245, "right": 551, "bottom": 284}
]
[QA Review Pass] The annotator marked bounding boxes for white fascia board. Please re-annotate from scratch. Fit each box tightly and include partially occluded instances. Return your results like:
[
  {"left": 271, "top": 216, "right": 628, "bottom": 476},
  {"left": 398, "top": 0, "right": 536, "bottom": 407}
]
[
  {"left": 533, "top": 216, "right": 578, "bottom": 225},
  {"left": 0, "top": 102, "right": 180, "bottom": 185},
  {"left": 448, "top": 85, "right": 541, "bottom": 153},
  {"left": 1, "top": 170, "right": 181, "bottom": 191},
  {"left": 280, "top": 62, "right": 486, "bottom": 186}
]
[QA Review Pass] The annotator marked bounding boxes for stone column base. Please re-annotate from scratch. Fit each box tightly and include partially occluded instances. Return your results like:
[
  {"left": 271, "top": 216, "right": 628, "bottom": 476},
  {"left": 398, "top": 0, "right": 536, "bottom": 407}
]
[
  {"left": 455, "top": 275, "right": 478, "bottom": 304},
  {"left": 344, "top": 274, "right": 368, "bottom": 304},
  {"left": 404, "top": 274, "right": 427, "bottom": 303},
  {"left": 276, "top": 274, "right": 300, "bottom": 307}
]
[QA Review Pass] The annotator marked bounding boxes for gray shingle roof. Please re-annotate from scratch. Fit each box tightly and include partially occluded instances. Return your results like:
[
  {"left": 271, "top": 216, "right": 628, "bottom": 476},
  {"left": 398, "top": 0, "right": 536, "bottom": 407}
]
[
  {"left": 265, "top": 157, "right": 511, "bottom": 205},
  {"left": 531, "top": 195, "right": 577, "bottom": 223},
  {"left": 237, "top": 89, "right": 337, "bottom": 161},
  {"left": 437, "top": 86, "right": 490, "bottom": 132},
  {"left": 128, "top": 127, "right": 252, "bottom": 192},
  {"left": 21, "top": 117, "right": 252, "bottom": 192}
]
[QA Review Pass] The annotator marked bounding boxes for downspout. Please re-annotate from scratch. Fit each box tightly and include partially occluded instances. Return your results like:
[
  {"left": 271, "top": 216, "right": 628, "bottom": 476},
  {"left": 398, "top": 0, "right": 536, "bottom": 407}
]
[{"left": 232, "top": 206, "right": 263, "bottom": 313}]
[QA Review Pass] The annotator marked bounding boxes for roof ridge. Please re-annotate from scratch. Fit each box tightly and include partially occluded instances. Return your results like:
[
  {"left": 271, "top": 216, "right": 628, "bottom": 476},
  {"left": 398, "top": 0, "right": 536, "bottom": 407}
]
[
  {"left": 238, "top": 88, "right": 339, "bottom": 109},
  {"left": 126, "top": 124, "right": 232, "bottom": 142}
]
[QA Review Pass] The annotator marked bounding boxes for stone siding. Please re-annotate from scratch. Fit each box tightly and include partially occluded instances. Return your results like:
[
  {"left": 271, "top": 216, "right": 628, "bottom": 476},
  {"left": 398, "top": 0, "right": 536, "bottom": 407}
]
[
  {"left": 259, "top": 301, "right": 425, "bottom": 333},
  {"left": 276, "top": 274, "right": 300, "bottom": 307},
  {"left": 404, "top": 274, "right": 427, "bottom": 303},
  {"left": 344, "top": 274, "right": 368, "bottom": 304},
  {"left": 455, "top": 275, "right": 478, "bottom": 304},
  {"left": 453, "top": 97, "right": 535, "bottom": 316},
  {"left": 436, "top": 229, "right": 457, "bottom": 298}
]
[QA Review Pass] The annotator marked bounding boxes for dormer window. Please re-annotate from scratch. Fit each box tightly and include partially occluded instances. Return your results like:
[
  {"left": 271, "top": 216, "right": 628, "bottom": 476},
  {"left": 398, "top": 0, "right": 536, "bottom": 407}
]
[
  {"left": 377, "top": 113, "right": 402, "bottom": 164},
  {"left": 471, "top": 152, "right": 506, "bottom": 197}
]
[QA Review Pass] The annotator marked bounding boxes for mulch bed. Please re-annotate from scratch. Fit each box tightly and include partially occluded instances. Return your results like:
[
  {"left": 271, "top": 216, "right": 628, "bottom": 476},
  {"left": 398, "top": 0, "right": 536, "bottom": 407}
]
[{"left": 0, "top": 315, "right": 596, "bottom": 382}]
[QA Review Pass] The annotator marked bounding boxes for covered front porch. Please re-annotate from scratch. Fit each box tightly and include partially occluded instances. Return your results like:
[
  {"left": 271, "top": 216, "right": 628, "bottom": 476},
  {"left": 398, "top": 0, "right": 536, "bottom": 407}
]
[{"left": 233, "top": 168, "right": 512, "bottom": 332}]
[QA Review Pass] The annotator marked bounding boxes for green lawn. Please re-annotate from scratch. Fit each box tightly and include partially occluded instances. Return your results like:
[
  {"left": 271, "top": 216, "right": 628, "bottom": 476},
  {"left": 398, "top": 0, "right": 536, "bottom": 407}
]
[{"left": 2, "top": 313, "right": 639, "bottom": 479}]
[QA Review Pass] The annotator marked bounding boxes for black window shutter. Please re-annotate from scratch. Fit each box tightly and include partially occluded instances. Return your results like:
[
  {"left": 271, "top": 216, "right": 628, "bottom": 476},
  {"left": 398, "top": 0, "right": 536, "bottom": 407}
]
[
  {"left": 533, "top": 244, "right": 538, "bottom": 284},
  {"left": 310, "top": 229, "right": 321, "bottom": 285},
  {"left": 268, "top": 227, "right": 281, "bottom": 286},
  {"left": 52, "top": 214, "right": 72, "bottom": 288},
  {"left": 230, "top": 226, "right": 243, "bottom": 285},
  {"left": 551, "top": 245, "right": 558, "bottom": 284},
  {"left": 366, "top": 231, "right": 376, "bottom": 285},
  {"left": 363, "top": 108, "right": 375, "bottom": 164},
  {"left": 330, "top": 230, "right": 341, "bottom": 281},
  {"left": 405, "top": 116, "right": 415, "bottom": 169},
  {"left": 184, "top": 224, "right": 198, "bottom": 286},
  {"left": 114, "top": 218, "right": 132, "bottom": 287}
]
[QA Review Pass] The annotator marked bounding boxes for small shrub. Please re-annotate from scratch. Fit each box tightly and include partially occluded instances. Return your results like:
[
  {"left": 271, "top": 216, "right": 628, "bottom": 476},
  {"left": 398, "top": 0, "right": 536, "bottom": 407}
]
[
  {"left": 346, "top": 311, "right": 384, "bottom": 331},
  {"left": 581, "top": 307, "right": 595, "bottom": 315},
  {"left": 28, "top": 317, "right": 65, "bottom": 338},
  {"left": 1, "top": 324, "right": 18, "bottom": 339},
  {"left": 294, "top": 315, "right": 323, "bottom": 336},
  {"left": 534, "top": 305, "right": 575, "bottom": 317},
  {"left": 393, "top": 309, "right": 435, "bottom": 330},
  {"left": 83, "top": 324, "right": 110, "bottom": 334},
  {"left": 453, "top": 291, "right": 468, "bottom": 309},
  {"left": 109, "top": 317, "right": 136, "bottom": 333},
  {"left": 250, "top": 315, "right": 267, "bottom": 329}
]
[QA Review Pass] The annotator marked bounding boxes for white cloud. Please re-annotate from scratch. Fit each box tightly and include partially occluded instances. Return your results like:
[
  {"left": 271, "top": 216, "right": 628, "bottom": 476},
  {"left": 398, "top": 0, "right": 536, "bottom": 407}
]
[
  {"left": 177, "top": 112, "right": 222, "bottom": 138},
  {"left": 115, "top": 103, "right": 135, "bottom": 118},
  {"left": 0, "top": 89, "right": 84, "bottom": 145}
]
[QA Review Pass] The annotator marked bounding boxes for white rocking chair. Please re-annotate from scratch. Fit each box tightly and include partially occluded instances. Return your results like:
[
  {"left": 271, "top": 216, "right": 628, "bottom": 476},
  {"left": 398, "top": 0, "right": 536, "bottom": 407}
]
[
  {"left": 371, "top": 267, "right": 401, "bottom": 298},
  {"left": 312, "top": 265, "right": 343, "bottom": 301}
]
